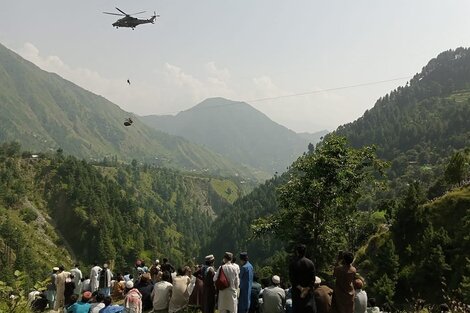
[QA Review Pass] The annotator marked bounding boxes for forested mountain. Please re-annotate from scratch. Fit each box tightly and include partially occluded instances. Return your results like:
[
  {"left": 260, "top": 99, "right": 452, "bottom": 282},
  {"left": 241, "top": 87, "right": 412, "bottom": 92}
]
[
  {"left": 0, "top": 43, "right": 261, "bottom": 179},
  {"left": 336, "top": 47, "right": 470, "bottom": 162},
  {"left": 203, "top": 48, "right": 470, "bottom": 307},
  {"left": 141, "top": 98, "right": 325, "bottom": 173},
  {"left": 0, "top": 141, "right": 248, "bottom": 287}
]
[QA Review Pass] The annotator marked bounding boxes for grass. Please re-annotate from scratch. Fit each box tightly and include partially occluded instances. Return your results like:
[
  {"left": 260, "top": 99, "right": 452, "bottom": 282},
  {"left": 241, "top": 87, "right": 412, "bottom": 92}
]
[{"left": 209, "top": 179, "right": 240, "bottom": 204}]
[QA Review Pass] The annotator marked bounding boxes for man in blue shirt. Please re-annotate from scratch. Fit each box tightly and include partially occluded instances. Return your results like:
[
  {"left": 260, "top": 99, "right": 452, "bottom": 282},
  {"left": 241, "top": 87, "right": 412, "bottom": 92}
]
[
  {"left": 67, "top": 291, "right": 92, "bottom": 313},
  {"left": 238, "top": 252, "right": 254, "bottom": 313}
]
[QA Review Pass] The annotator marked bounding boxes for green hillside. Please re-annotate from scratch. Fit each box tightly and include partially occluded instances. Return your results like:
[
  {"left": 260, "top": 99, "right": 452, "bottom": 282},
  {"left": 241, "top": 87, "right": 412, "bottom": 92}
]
[
  {"left": 0, "top": 141, "right": 248, "bottom": 286},
  {"left": 335, "top": 47, "right": 470, "bottom": 162},
  {"left": 202, "top": 48, "right": 470, "bottom": 307},
  {"left": 0, "top": 43, "right": 263, "bottom": 180},
  {"left": 141, "top": 98, "right": 325, "bottom": 174}
]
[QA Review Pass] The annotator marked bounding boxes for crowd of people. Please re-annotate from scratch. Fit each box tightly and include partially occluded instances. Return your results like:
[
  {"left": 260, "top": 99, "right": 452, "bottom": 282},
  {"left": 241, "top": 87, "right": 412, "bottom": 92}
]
[{"left": 27, "top": 245, "right": 436, "bottom": 313}]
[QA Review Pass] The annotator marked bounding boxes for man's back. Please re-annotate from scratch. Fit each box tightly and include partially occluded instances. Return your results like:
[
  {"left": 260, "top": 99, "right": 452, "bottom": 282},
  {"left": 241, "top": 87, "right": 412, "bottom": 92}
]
[
  {"left": 152, "top": 281, "right": 173, "bottom": 310},
  {"left": 263, "top": 285, "right": 286, "bottom": 313},
  {"left": 67, "top": 301, "right": 91, "bottom": 313},
  {"left": 314, "top": 285, "right": 332, "bottom": 313},
  {"left": 354, "top": 289, "right": 367, "bottom": 313},
  {"left": 289, "top": 256, "right": 316, "bottom": 288}
]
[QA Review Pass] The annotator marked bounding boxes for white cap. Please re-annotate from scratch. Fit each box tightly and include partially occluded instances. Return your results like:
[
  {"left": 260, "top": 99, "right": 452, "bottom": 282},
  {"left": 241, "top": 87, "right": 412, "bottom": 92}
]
[
  {"left": 315, "top": 276, "right": 321, "bottom": 284},
  {"left": 125, "top": 281, "right": 134, "bottom": 289},
  {"left": 272, "top": 275, "right": 281, "bottom": 284}
]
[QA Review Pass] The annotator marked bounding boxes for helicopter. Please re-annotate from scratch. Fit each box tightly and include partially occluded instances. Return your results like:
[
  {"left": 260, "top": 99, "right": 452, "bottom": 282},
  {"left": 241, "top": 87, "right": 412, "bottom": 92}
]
[{"left": 103, "top": 7, "right": 159, "bottom": 29}]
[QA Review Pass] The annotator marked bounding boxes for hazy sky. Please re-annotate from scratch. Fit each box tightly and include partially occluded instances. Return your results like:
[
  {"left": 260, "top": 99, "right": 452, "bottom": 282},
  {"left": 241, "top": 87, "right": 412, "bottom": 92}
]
[{"left": 1, "top": 1, "right": 470, "bottom": 132}]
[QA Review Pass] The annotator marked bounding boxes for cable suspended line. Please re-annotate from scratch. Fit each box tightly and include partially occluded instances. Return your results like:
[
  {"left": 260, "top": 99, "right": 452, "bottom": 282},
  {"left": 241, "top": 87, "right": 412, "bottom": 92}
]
[
  {"left": 246, "top": 75, "right": 412, "bottom": 103},
  {"left": 154, "top": 75, "right": 413, "bottom": 115}
]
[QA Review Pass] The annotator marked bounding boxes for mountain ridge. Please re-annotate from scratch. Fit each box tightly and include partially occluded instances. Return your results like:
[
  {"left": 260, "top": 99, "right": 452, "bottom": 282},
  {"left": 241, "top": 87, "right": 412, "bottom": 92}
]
[
  {"left": 141, "top": 97, "right": 326, "bottom": 173},
  {"left": 0, "top": 43, "right": 264, "bottom": 180}
]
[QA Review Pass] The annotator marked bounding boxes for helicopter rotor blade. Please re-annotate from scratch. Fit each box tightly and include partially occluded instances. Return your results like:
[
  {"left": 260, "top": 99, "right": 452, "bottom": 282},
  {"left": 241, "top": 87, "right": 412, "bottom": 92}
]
[
  {"left": 103, "top": 12, "right": 125, "bottom": 16},
  {"left": 129, "top": 11, "right": 146, "bottom": 15},
  {"left": 115, "top": 7, "right": 128, "bottom": 15}
]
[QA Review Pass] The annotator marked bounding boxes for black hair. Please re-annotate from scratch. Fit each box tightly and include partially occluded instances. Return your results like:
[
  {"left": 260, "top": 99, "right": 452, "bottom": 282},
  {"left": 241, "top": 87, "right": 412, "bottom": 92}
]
[
  {"left": 69, "top": 294, "right": 78, "bottom": 304},
  {"left": 104, "top": 296, "right": 112, "bottom": 306},
  {"left": 163, "top": 258, "right": 169, "bottom": 263},
  {"left": 369, "top": 298, "right": 376, "bottom": 307},
  {"left": 440, "top": 303, "right": 450, "bottom": 312},
  {"left": 162, "top": 271, "right": 171, "bottom": 282},
  {"left": 295, "top": 244, "right": 307, "bottom": 257},
  {"left": 74, "top": 263, "right": 80, "bottom": 268},
  {"left": 96, "top": 293, "right": 105, "bottom": 302},
  {"left": 342, "top": 251, "right": 354, "bottom": 265}
]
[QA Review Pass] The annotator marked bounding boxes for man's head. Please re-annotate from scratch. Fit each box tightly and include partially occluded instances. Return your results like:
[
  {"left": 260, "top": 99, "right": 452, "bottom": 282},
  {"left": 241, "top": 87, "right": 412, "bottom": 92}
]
[
  {"left": 353, "top": 278, "right": 363, "bottom": 290},
  {"left": 223, "top": 252, "right": 233, "bottom": 263},
  {"left": 162, "top": 271, "right": 171, "bottom": 282},
  {"left": 272, "top": 275, "right": 281, "bottom": 286},
  {"left": 103, "top": 296, "right": 112, "bottom": 307},
  {"left": 162, "top": 258, "right": 169, "bottom": 264},
  {"left": 82, "top": 291, "right": 92, "bottom": 302},
  {"left": 95, "top": 293, "right": 105, "bottom": 303},
  {"left": 342, "top": 251, "right": 354, "bottom": 265},
  {"left": 156, "top": 271, "right": 163, "bottom": 282},
  {"left": 295, "top": 244, "right": 307, "bottom": 257},
  {"left": 205, "top": 254, "right": 215, "bottom": 265},
  {"left": 314, "top": 276, "right": 321, "bottom": 287},
  {"left": 239, "top": 252, "right": 248, "bottom": 265}
]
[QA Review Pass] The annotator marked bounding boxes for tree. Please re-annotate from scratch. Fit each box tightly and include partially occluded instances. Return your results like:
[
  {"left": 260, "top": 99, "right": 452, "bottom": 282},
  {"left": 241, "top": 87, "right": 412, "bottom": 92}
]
[
  {"left": 444, "top": 151, "right": 468, "bottom": 186},
  {"left": 252, "top": 135, "right": 386, "bottom": 271}
]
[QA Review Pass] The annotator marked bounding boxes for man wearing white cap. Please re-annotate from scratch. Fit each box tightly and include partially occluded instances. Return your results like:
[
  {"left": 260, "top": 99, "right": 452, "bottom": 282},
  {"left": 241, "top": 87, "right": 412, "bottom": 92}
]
[
  {"left": 202, "top": 254, "right": 217, "bottom": 313},
  {"left": 150, "top": 259, "right": 161, "bottom": 283},
  {"left": 125, "top": 280, "right": 143, "bottom": 313},
  {"left": 46, "top": 267, "right": 59, "bottom": 309},
  {"left": 99, "top": 263, "right": 113, "bottom": 297},
  {"left": 262, "top": 275, "right": 286, "bottom": 313},
  {"left": 313, "top": 276, "right": 332, "bottom": 313}
]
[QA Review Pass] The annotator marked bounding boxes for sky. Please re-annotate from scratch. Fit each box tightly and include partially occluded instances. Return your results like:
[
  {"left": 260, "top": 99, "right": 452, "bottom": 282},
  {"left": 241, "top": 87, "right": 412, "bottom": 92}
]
[{"left": 1, "top": 1, "right": 470, "bottom": 132}]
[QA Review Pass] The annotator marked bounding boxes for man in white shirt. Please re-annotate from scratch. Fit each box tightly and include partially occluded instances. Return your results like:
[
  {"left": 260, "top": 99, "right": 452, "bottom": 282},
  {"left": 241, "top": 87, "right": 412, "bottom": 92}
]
[
  {"left": 354, "top": 278, "right": 368, "bottom": 313},
  {"left": 214, "top": 252, "right": 240, "bottom": 313},
  {"left": 90, "top": 262, "right": 102, "bottom": 292},
  {"left": 70, "top": 263, "right": 83, "bottom": 296},
  {"left": 151, "top": 271, "right": 173, "bottom": 313}
]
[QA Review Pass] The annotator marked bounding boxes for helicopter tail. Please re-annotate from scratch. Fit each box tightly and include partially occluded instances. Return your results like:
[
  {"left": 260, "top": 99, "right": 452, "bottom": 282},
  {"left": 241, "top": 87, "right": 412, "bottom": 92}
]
[{"left": 150, "top": 11, "right": 159, "bottom": 23}]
